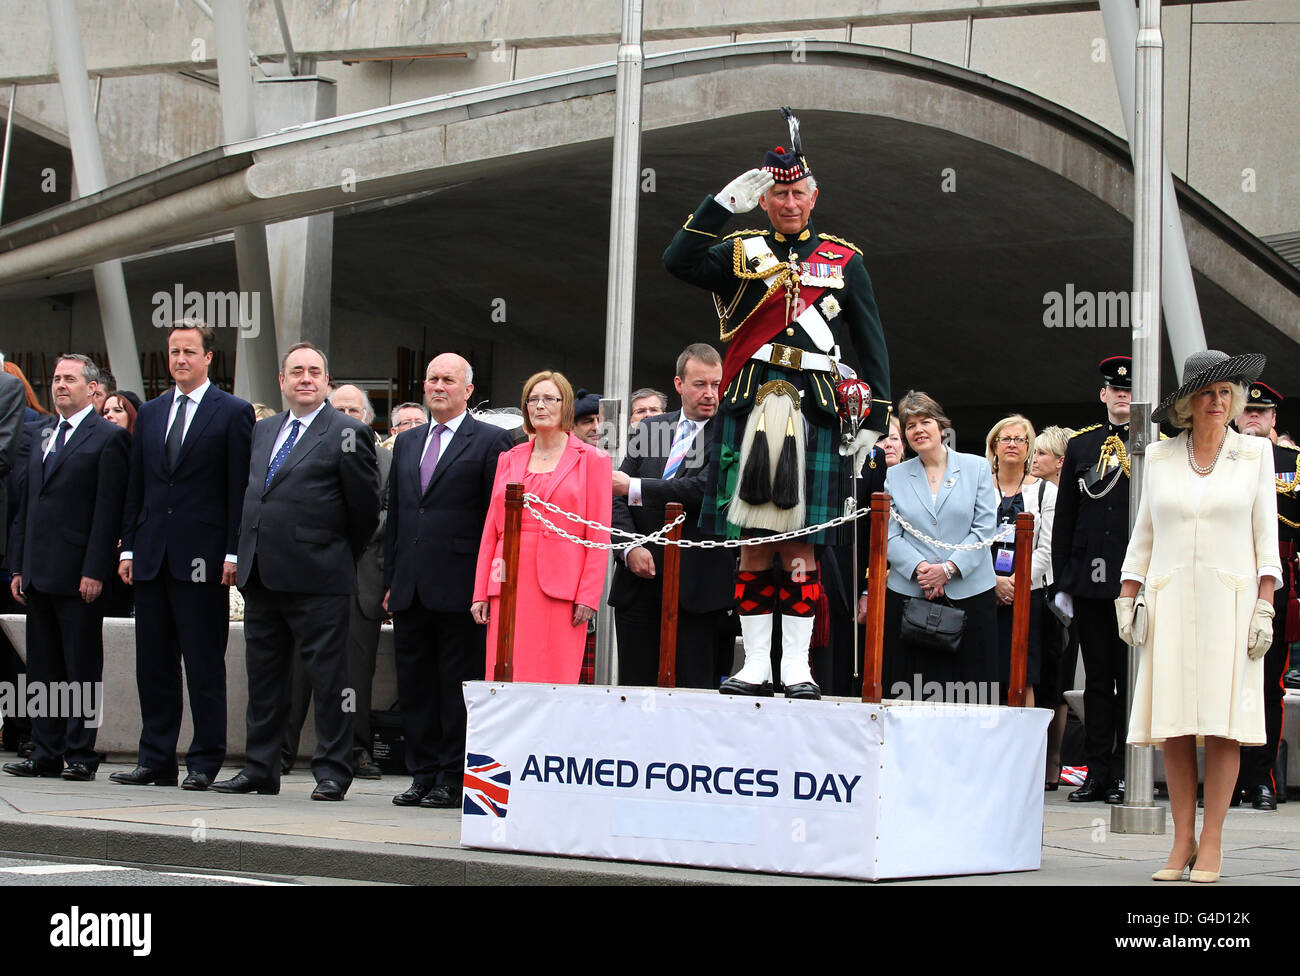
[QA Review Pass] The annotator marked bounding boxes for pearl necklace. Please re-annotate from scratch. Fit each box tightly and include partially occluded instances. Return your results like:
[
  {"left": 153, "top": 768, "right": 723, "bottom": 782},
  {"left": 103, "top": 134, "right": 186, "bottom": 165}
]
[{"left": 1186, "top": 430, "right": 1226, "bottom": 476}]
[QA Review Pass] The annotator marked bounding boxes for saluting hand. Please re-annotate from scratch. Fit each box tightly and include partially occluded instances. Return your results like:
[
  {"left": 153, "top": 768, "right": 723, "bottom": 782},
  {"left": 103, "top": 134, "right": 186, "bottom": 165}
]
[{"left": 717, "top": 169, "right": 775, "bottom": 214}]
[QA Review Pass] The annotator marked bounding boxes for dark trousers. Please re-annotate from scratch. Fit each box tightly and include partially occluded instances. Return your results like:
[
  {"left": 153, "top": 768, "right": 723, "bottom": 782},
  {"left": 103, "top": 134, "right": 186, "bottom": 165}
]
[
  {"left": 133, "top": 575, "right": 229, "bottom": 776},
  {"left": 1075, "top": 596, "right": 1128, "bottom": 784},
  {"left": 615, "top": 594, "right": 732, "bottom": 690},
  {"left": 24, "top": 586, "right": 104, "bottom": 766},
  {"left": 241, "top": 577, "right": 353, "bottom": 787},
  {"left": 393, "top": 603, "right": 485, "bottom": 787},
  {"left": 282, "top": 594, "right": 379, "bottom": 768},
  {"left": 1239, "top": 577, "right": 1292, "bottom": 790}
]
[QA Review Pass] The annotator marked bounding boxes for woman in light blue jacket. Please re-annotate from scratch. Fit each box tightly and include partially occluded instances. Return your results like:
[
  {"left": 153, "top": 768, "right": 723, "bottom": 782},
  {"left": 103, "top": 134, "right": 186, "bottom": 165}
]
[{"left": 882, "top": 392, "right": 999, "bottom": 701}]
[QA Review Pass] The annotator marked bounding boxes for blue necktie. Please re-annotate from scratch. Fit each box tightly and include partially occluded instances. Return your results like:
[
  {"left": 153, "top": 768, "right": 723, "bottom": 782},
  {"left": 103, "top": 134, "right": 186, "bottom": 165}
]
[
  {"left": 265, "top": 419, "right": 301, "bottom": 487},
  {"left": 43, "top": 420, "right": 71, "bottom": 474},
  {"left": 662, "top": 420, "right": 696, "bottom": 479}
]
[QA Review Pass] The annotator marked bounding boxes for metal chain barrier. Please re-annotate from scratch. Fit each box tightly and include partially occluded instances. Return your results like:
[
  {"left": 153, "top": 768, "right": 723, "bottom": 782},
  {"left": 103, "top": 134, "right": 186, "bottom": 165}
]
[{"left": 522, "top": 492, "right": 1003, "bottom": 553}]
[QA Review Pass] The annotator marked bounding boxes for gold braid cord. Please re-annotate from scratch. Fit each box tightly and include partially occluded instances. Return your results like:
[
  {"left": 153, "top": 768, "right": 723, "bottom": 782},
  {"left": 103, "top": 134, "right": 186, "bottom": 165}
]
[
  {"left": 1097, "top": 435, "right": 1130, "bottom": 478},
  {"left": 1280, "top": 513, "right": 1300, "bottom": 528},
  {"left": 716, "top": 239, "right": 795, "bottom": 343},
  {"left": 1276, "top": 453, "right": 1300, "bottom": 494}
]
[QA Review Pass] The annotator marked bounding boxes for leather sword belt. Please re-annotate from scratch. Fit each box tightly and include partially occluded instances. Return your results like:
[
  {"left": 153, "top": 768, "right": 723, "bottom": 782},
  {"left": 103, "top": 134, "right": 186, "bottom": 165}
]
[{"left": 751, "top": 342, "right": 840, "bottom": 376}]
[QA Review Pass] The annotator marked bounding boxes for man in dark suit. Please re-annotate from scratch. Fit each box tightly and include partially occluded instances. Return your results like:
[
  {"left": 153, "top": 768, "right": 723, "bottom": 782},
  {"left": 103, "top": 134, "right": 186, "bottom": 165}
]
[
  {"left": 281, "top": 384, "right": 391, "bottom": 779},
  {"left": 112, "top": 321, "right": 254, "bottom": 790},
  {"left": 4, "top": 354, "right": 129, "bottom": 780},
  {"left": 385, "top": 353, "right": 513, "bottom": 809},
  {"left": 608, "top": 343, "right": 736, "bottom": 689},
  {"left": 212, "top": 342, "right": 379, "bottom": 801}
]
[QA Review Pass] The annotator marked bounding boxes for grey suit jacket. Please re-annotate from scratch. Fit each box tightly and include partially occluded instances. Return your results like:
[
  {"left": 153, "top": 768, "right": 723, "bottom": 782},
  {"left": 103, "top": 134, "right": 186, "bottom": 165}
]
[
  {"left": 884, "top": 450, "right": 998, "bottom": 600},
  {"left": 236, "top": 403, "right": 380, "bottom": 595}
]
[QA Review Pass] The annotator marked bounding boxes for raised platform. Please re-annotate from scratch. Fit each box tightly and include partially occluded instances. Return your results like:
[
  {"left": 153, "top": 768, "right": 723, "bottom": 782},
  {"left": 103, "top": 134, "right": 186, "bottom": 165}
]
[{"left": 460, "top": 682, "right": 1051, "bottom": 881}]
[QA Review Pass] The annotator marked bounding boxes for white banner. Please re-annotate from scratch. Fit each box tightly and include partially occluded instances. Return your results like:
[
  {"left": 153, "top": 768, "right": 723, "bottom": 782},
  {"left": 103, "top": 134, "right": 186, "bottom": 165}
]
[{"left": 461, "top": 684, "right": 1049, "bottom": 881}]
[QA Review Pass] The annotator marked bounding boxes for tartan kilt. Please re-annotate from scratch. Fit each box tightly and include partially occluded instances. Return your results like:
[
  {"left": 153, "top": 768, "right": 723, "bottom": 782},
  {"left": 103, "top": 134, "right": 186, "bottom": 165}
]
[{"left": 701, "top": 365, "right": 849, "bottom": 546}]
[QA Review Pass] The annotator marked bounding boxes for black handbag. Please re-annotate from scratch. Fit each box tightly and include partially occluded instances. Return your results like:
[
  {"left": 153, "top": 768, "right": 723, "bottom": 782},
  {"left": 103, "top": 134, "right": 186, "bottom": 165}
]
[{"left": 900, "top": 596, "right": 967, "bottom": 654}]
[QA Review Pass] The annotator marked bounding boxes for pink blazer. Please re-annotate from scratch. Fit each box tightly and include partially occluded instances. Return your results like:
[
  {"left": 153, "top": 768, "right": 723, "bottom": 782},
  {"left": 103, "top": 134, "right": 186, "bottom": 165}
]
[{"left": 473, "top": 434, "right": 612, "bottom": 609}]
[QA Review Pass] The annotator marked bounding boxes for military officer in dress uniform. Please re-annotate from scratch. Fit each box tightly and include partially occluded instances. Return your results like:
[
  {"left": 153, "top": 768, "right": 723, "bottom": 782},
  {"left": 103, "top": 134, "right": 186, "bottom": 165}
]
[
  {"left": 663, "top": 109, "right": 890, "bottom": 701},
  {"left": 1235, "top": 380, "right": 1297, "bottom": 810},
  {"left": 1052, "top": 356, "right": 1132, "bottom": 803}
]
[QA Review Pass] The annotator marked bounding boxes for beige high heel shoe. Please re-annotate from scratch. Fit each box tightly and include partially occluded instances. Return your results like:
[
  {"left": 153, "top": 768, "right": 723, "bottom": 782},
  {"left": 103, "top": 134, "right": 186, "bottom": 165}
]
[
  {"left": 1189, "top": 849, "right": 1222, "bottom": 884},
  {"left": 1152, "top": 843, "right": 1198, "bottom": 882}
]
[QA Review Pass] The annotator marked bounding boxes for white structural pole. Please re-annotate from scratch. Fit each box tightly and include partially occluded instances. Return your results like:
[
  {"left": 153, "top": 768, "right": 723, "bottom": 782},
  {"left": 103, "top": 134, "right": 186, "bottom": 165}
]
[
  {"left": 1111, "top": 0, "right": 1166, "bottom": 837},
  {"left": 595, "top": 0, "right": 645, "bottom": 685},
  {"left": 46, "top": 0, "right": 144, "bottom": 394},
  {"left": 1099, "top": 0, "right": 1206, "bottom": 381},
  {"left": 213, "top": 0, "right": 281, "bottom": 406}
]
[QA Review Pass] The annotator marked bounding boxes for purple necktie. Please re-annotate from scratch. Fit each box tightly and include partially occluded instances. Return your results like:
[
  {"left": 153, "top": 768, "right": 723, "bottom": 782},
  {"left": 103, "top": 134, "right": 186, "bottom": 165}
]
[{"left": 420, "top": 424, "right": 448, "bottom": 493}]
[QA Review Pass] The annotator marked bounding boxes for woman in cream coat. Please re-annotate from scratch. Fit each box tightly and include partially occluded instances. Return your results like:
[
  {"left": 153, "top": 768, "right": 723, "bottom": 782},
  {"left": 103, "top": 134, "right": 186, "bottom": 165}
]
[{"left": 1118, "top": 351, "right": 1278, "bottom": 884}]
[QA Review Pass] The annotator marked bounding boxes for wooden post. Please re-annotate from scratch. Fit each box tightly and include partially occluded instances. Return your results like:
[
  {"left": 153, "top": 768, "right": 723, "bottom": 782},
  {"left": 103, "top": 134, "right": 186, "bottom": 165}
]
[
  {"left": 861, "top": 491, "right": 891, "bottom": 704},
  {"left": 1007, "top": 511, "right": 1035, "bottom": 707},
  {"left": 657, "top": 502, "right": 684, "bottom": 687},
  {"left": 493, "top": 482, "right": 524, "bottom": 682}
]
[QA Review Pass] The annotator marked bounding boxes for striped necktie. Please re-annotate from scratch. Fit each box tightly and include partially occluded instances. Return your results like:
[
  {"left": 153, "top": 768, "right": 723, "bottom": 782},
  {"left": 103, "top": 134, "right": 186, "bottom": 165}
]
[{"left": 662, "top": 419, "right": 696, "bottom": 479}]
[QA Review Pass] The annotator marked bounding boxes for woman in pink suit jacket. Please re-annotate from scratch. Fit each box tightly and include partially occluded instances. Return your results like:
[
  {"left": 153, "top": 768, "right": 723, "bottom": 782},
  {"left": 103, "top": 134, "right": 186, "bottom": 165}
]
[{"left": 472, "top": 371, "right": 611, "bottom": 683}]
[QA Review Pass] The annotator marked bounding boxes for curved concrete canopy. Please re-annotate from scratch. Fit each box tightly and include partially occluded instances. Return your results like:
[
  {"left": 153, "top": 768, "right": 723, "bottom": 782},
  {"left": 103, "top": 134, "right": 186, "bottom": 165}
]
[{"left": 2, "top": 41, "right": 1296, "bottom": 422}]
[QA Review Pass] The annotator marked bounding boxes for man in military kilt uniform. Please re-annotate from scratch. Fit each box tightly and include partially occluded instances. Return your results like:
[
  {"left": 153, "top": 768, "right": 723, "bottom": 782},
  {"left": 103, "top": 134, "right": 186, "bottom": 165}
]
[
  {"left": 663, "top": 111, "right": 890, "bottom": 700},
  {"left": 1235, "top": 380, "right": 1297, "bottom": 810},
  {"left": 1052, "top": 357, "right": 1132, "bottom": 803}
]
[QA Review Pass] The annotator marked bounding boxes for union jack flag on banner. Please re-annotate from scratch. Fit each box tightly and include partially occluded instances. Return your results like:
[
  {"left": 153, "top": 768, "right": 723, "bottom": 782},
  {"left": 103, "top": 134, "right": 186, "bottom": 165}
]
[{"left": 463, "top": 753, "right": 511, "bottom": 817}]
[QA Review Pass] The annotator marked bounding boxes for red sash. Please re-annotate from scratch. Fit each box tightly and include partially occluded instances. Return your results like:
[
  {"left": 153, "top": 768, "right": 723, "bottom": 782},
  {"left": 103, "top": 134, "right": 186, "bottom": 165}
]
[{"left": 719, "top": 241, "right": 854, "bottom": 391}]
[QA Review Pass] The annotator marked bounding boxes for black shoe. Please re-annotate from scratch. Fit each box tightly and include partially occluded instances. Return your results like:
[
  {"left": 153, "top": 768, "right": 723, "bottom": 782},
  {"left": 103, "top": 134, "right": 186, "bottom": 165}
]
[
  {"left": 210, "top": 772, "right": 279, "bottom": 795},
  {"left": 719, "top": 678, "right": 775, "bottom": 697},
  {"left": 181, "top": 772, "right": 212, "bottom": 791},
  {"left": 354, "top": 759, "right": 382, "bottom": 780},
  {"left": 311, "top": 779, "right": 346, "bottom": 801},
  {"left": 1249, "top": 784, "right": 1278, "bottom": 811},
  {"left": 1105, "top": 779, "right": 1125, "bottom": 804},
  {"left": 1284, "top": 667, "right": 1300, "bottom": 690},
  {"left": 393, "top": 781, "right": 433, "bottom": 806},
  {"left": 3, "top": 758, "right": 62, "bottom": 778},
  {"left": 16, "top": 739, "right": 34, "bottom": 758},
  {"left": 1068, "top": 776, "right": 1108, "bottom": 802},
  {"left": 61, "top": 762, "right": 96, "bottom": 781},
  {"left": 110, "top": 764, "right": 178, "bottom": 787},
  {"left": 783, "top": 681, "right": 821, "bottom": 700},
  {"left": 420, "top": 784, "right": 462, "bottom": 808}
]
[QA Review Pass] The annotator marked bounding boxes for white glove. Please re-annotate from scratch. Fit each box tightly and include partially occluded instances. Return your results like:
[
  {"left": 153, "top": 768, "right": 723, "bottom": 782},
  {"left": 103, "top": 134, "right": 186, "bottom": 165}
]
[
  {"left": 842, "top": 429, "right": 881, "bottom": 477},
  {"left": 717, "top": 169, "right": 775, "bottom": 214},
  {"left": 1248, "top": 598, "right": 1275, "bottom": 660},
  {"left": 1115, "top": 595, "right": 1147, "bottom": 646}
]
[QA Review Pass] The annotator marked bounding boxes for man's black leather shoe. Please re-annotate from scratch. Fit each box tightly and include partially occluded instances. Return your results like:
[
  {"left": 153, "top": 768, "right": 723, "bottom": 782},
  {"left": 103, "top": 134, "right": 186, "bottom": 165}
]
[
  {"left": 210, "top": 772, "right": 279, "bottom": 795},
  {"left": 1105, "top": 779, "right": 1125, "bottom": 804},
  {"left": 1249, "top": 784, "right": 1278, "bottom": 811},
  {"left": 420, "top": 784, "right": 462, "bottom": 808},
  {"left": 61, "top": 762, "right": 96, "bottom": 781},
  {"left": 3, "top": 758, "right": 62, "bottom": 778},
  {"left": 393, "top": 781, "right": 432, "bottom": 806},
  {"left": 1068, "top": 776, "right": 1108, "bottom": 802},
  {"left": 311, "top": 779, "right": 346, "bottom": 801},
  {"left": 110, "top": 765, "right": 178, "bottom": 787},
  {"left": 181, "top": 772, "right": 212, "bottom": 791},
  {"left": 354, "top": 759, "right": 382, "bottom": 780},
  {"left": 719, "top": 678, "right": 775, "bottom": 697}
]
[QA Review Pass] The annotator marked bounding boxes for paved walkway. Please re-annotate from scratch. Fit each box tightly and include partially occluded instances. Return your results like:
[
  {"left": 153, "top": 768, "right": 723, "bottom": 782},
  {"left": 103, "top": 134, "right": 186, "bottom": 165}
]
[{"left": 1, "top": 763, "right": 1297, "bottom": 884}]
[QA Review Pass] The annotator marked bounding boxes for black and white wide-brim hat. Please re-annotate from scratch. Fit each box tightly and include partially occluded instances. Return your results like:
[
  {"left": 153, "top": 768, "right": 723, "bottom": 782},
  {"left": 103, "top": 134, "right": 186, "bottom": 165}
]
[{"left": 1152, "top": 349, "right": 1266, "bottom": 423}]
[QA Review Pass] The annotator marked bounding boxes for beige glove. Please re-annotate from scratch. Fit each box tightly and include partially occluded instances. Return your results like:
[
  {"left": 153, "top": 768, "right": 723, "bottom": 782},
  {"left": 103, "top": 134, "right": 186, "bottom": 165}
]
[
  {"left": 717, "top": 169, "right": 775, "bottom": 214},
  {"left": 1248, "top": 598, "right": 1275, "bottom": 660},
  {"left": 1115, "top": 595, "right": 1147, "bottom": 647}
]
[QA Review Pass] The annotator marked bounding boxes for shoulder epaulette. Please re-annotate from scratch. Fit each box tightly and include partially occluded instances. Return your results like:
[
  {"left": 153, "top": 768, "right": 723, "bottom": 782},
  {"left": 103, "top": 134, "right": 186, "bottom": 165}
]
[
  {"left": 722, "top": 228, "right": 769, "bottom": 241},
  {"left": 818, "top": 233, "right": 862, "bottom": 255},
  {"left": 1071, "top": 424, "right": 1101, "bottom": 438}
]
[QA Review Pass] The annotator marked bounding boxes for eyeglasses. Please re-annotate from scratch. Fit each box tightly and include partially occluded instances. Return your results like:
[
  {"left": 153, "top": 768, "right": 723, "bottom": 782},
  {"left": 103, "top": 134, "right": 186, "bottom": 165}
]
[
  {"left": 526, "top": 395, "right": 562, "bottom": 407},
  {"left": 996, "top": 436, "right": 1028, "bottom": 445}
]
